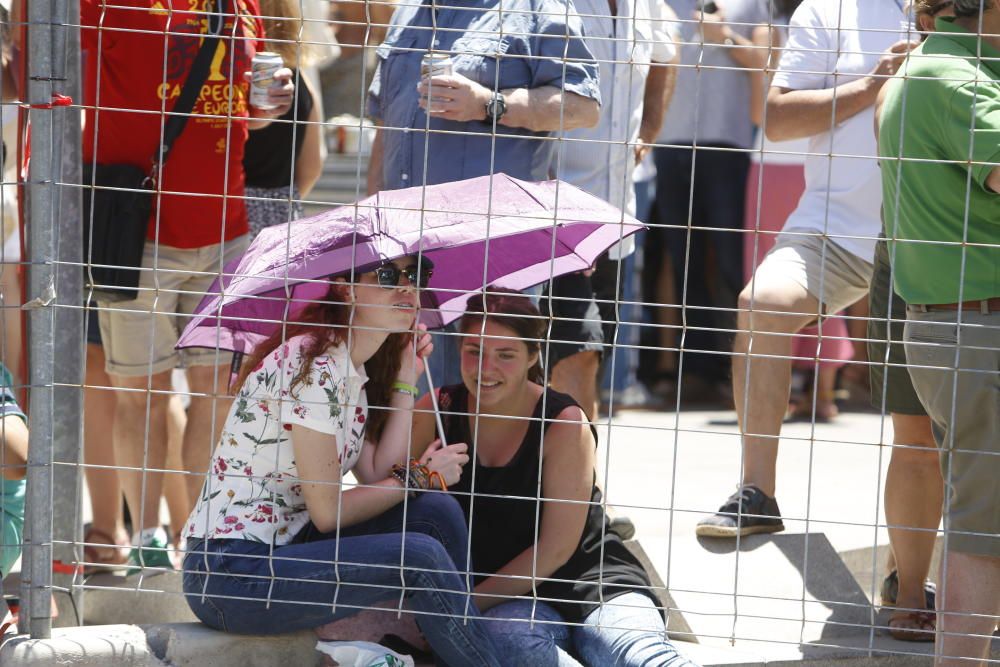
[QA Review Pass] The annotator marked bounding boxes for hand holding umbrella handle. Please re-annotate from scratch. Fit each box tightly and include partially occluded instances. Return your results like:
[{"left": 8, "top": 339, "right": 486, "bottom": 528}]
[{"left": 423, "top": 363, "right": 448, "bottom": 447}]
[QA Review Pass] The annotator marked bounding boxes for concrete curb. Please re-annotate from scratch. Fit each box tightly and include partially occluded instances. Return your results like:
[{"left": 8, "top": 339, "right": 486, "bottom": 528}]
[
  {"left": 0, "top": 624, "right": 321, "bottom": 667},
  {"left": 2, "top": 622, "right": 996, "bottom": 667}
]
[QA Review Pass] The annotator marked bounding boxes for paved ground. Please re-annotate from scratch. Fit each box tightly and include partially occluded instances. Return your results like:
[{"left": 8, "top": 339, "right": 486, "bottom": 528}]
[
  {"left": 596, "top": 406, "right": 945, "bottom": 657},
  {"left": 8, "top": 405, "right": 999, "bottom": 665}
]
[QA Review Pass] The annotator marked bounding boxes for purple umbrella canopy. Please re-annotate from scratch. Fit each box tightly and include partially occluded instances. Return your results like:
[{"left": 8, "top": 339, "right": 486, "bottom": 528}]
[{"left": 176, "top": 174, "right": 644, "bottom": 355}]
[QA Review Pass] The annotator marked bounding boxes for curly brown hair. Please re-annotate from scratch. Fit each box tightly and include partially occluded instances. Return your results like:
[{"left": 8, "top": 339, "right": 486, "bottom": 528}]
[
  {"left": 911, "top": 0, "right": 955, "bottom": 16},
  {"left": 235, "top": 281, "right": 408, "bottom": 441},
  {"left": 459, "top": 287, "right": 546, "bottom": 384}
]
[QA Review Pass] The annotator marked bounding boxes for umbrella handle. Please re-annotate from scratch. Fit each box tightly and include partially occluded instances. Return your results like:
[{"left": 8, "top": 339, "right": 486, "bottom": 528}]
[{"left": 423, "top": 363, "right": 448, "bottom": 447}]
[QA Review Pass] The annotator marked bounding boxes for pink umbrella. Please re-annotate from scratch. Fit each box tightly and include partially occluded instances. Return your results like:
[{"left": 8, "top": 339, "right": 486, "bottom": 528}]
[{"left": 176, "top": 174, "right": 643, "bottom": 356}]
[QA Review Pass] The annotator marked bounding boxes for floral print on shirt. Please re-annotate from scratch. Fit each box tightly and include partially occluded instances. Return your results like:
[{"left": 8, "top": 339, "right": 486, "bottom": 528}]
[{"left": 183, "top": 336, "right": 368, "bottom": 545}]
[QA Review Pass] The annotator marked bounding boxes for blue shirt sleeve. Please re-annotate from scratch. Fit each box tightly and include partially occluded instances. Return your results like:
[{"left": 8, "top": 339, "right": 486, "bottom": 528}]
[{"left": 527, "top": 1, "right": 601, "bottom": 105}]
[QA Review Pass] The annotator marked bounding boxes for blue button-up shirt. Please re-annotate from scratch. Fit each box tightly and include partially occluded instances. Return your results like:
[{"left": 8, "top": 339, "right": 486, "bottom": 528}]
[{"left": 367, "top": 0, "right": 601, "bottom": 190}]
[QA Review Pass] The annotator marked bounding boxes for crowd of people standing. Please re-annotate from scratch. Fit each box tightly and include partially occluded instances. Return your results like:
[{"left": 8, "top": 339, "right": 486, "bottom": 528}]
[{"left": 0, "top": 0, "right": 996, "bottom": 665}]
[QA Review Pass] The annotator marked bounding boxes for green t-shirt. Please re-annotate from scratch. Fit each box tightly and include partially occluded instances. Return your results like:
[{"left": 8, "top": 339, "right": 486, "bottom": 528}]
[{"left": 878, "top": 17, "right": 1000, "bottom": 304}]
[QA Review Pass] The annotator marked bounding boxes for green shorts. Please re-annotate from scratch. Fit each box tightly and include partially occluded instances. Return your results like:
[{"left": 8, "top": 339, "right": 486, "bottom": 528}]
[{"left": 867, "top": 240, "right": 927, "bottom": 416}]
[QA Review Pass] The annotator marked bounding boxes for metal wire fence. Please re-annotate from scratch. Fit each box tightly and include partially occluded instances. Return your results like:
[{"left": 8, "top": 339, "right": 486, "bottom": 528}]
[{"left": 0, "top": 0, "right": 997, "bottom": 665}]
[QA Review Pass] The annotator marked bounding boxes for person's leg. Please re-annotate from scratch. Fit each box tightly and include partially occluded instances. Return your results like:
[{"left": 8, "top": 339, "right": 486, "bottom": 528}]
[
  {"left": 110, "top": 370, "right": 172, "bottom": 549},
  {"left": 83, "top": 342, "right": 130, "bottom": 564},
  {"left": 935, "top": 551, "right": 1000, "bottom": 667},
  {"left": 573, "top": 592, "right": 696, "bottom": 667},
  {"left": 732, "top": 273, "right": 817, "bottom": 497},
  {"left": 884, "top": 414, "right": 942, "bottom": 618},
  {"left": 483, "top": 599, "right": 578, "bottom": 667},
  {"left": 650, "top": 147, "right": 692, "bottom": 389},
  {"left": 176, "top": 235, "right": 249, "bottom": 507},
  {"left": 697, "top": 149, "right": 749, "bottom": 387},
  {"left": 99, "top": 240, "right": 189, "bottom": 562},
  {"left": 904, "top": 309, "right": 1000, "bottom": 664},
  {"left": 315, "top": 493, "right": 473, "bottom": 575},
  {"left": 183, "top": 364, "right": 231, "bottom": 508},
  {"left": 697, "top": 234, "right": 879, "bottom": 538},
  {"left": 550, "top": 351, "right": 600, "bottom": 421},
  {"left": 163, "top": 393, "right": 190, "bottom": 543},
  {"left": 184, "top": 532, "right": 503, "bottom": 666},
  {"left": 545, "top": 270, "right": 603, "bottom": 419}
]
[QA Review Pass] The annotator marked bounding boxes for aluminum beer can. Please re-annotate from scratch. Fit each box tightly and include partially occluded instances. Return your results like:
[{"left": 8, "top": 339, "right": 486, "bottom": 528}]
[
  {"left": 250, "top": 51, "right": 283, "bottom": 110},
  {"left": 420, "top": 53, "right": 453, "bottom": 78}
]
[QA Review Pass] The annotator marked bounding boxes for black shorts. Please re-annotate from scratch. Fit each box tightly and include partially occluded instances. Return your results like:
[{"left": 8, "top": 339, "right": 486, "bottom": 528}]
[
  {"left": 541, "top": 256, "right": 623, "bottom": 372},
  {"left": 86, "top": 302, "right": 102, "bottom": 346}
]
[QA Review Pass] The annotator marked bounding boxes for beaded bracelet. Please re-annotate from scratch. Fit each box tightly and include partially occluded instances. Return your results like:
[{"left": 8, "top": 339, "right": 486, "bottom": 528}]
[
  {"left": 390, "top": 463, "right": 416, "bottom": 499},
  {"left": 390, "top": 459, "right": 448, "bottom": 496}
]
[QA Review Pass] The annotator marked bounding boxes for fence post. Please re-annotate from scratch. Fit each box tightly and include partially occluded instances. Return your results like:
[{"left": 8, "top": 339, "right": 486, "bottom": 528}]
[
  {"left": 51, "top": 0, "right": 85, "bottom": 628},
  {"left": 22, "top": 0, "right": 82, "bottom": 639}
]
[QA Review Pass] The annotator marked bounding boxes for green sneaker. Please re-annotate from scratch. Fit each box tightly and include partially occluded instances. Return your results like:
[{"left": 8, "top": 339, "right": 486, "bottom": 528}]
[{"left": 126, "top": 534, "right": 174, "bottom": 575}]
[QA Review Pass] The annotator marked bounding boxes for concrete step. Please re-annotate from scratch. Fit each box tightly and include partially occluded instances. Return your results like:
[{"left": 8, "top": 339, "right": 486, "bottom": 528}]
[
  {"left": 3, "top": 622, "right": 995, "bottom": 667},
  {"left": 81, "top": 571, "right": 197, "bottom": 626}
]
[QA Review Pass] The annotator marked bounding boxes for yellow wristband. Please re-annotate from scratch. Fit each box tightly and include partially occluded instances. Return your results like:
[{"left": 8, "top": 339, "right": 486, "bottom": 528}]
[{"left": 392, "top": 380, "right": 418, "bottom": 396}]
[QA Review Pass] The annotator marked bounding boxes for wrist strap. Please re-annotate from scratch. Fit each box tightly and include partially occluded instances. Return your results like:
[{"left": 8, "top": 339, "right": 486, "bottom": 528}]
[{"left": 392, "top": 380, "right": 419, "bottom": 396}]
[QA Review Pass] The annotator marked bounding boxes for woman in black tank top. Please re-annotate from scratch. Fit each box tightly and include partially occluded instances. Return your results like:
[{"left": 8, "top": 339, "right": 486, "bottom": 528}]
[{"left": 412, "top": 289, "right": 699, "bottom": 667}]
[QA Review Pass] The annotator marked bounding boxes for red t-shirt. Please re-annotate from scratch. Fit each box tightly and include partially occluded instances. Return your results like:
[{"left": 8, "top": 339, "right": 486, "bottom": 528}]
[{"left": 81, "top": 0, "right": 263, "bottom": 248}]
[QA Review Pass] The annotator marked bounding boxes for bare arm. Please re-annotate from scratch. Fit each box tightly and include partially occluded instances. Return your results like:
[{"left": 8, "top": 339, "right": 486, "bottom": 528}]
[
  {"left": 367, "top": 126, "right": 384, "bottom": 195},
  {"left": 987, "top": 167, "right": 1000, "bottom": 194},
  {"left": 499, "top": 87, "right": 600, "bottom": 132},
  {"left": 765, "top": 40, "right": 917, "bottom": 142},
  {"left": 748, "top": 26, "right": 781, "bottom": 127},
  {"left": 293, "top": 77, "right": 326, "bottom": 197},
  {"left": 636, "top": 60, "right": 674, "bottom": 164},
  {"left": 1, "top": 416, "right": 28, "bottom": 481},
  {"left": 291, "top": 425, "right": 408, "bottom": 532},
  {"left": 471, "top": 409, "right": 594, "bottom": 611},
  {"left": 417, "top": 75, "right": 600, "bottom": 132}
]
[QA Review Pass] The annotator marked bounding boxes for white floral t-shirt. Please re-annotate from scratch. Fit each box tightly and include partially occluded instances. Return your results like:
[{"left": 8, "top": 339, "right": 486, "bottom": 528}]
[{"left": 184, "top": 335, "right": 369, "bottom": 545}]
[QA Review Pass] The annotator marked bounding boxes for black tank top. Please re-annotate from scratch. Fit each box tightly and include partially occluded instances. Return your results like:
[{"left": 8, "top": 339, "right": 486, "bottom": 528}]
[
  {"left": 438, "top": 384, "right": 657, "bottom": 622},
  {"left": 243, "top": 70, "right": 314, "bottom": 189}
]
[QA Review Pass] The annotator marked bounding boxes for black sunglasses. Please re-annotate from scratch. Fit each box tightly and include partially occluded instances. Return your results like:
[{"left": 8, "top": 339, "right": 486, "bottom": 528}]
[{"left": 373, "top": 264, "right": 433, "bottom": 289}]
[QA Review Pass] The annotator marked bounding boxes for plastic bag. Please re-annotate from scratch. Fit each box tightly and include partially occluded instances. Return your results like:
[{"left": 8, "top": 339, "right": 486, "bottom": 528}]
[{"left": 315, "top": 640, "right": 415, "bottom": 667}]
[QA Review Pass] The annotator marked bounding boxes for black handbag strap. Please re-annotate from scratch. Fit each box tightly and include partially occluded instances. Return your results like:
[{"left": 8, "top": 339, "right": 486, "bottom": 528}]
[{"left": 153, "top": 0, "right": 230, "bottom": 177}]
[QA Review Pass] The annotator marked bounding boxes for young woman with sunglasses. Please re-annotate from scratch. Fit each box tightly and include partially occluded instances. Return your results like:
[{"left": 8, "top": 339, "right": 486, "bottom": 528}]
[
  {"left": 181, "top": 257, "right": 505, "bottom": 666},
  {"left": 411, "top": 288, "right": 698, "bottom": 667}
]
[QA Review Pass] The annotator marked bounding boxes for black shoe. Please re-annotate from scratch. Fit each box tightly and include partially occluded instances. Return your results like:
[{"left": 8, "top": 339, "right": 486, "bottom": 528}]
[{"left": 696, "top": 485, "right": 785, "bottom": 538}]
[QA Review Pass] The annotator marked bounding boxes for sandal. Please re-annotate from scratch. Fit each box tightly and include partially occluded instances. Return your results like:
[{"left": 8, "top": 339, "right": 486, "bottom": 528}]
[
  {"left": 82, "top": 527, "right": 130, "bottom": 575},
  {"left": 881, "top": 569, "right": 937, "bottom": 609},
  {"left": 888, "top": 610, "right": 936, "bottom": 642}
]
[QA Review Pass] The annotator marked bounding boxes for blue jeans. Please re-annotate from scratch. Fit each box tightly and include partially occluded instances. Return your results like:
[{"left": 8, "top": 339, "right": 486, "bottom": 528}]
[
  {"left": 183, "top": 494, "right": 502, "bottom": 667},
  {"left": 484, "top": 592, "right": 698, "bottom": 667}
]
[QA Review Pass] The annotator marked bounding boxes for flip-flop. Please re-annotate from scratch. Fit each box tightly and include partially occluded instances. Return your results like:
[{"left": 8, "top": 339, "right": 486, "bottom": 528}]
[{"left": 81, "top": 527, "right": 130, "bottom": 575}]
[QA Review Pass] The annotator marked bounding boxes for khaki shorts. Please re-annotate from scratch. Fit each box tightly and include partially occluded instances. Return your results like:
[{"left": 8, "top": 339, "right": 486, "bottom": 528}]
[
  {"left": 98, "top": 236, "right": 249, "bottom": 377},
  {"left": 754, "top": 232, "right": 874, "bottom": 315},
  {"left": 905, "top": 308, "right": 1000, "bottom": 557}
]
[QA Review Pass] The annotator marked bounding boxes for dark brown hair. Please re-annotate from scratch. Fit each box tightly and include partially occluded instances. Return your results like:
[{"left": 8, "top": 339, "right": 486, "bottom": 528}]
[
  {"left": 459, "top": 287, "right": 545, "bottom": 384},
  {"left": 235, "top": 281, "right": 407, "bottom": 441}
]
